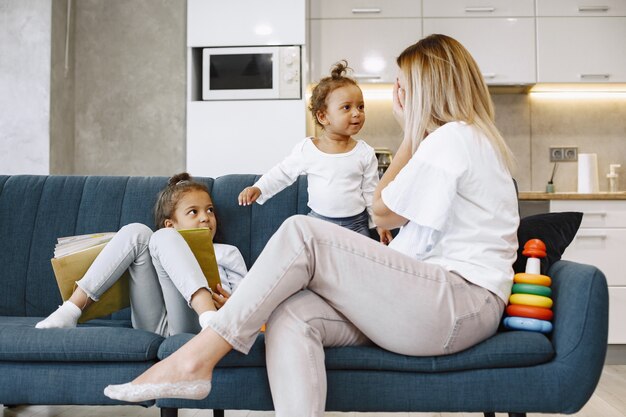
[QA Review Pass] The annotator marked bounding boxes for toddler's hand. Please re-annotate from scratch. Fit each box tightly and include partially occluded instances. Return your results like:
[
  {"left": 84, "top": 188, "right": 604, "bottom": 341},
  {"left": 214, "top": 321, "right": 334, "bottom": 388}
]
[
  {"left": 212, "top": 283, "right": 231, "bottom": 309},
  {"left": 377, "top": 227, "right": 393, "bottom": 245},
  {"left": 238, "top": 186, "right": 262, "bottom": 206}
]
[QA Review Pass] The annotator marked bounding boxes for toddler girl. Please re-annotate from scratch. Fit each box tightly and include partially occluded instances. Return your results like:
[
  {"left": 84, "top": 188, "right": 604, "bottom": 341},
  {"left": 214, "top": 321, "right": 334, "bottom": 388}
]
[
  {"left": 36, "top": 173, "right": 247, "bottom": 336},
  {"left": 238, "top": 61, "right": 392, "bottom": 243}
]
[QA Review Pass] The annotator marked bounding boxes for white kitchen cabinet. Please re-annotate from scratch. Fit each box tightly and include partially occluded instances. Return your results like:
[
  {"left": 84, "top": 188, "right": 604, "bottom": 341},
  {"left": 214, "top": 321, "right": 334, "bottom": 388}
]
[
  {"left": 310, "top": 0, "right": 421, "bottom": 19},
  {"left": 536, "top": 0, "right": 626, "bottom": 17},
  {"left": 423, "top": 0, "right": 534, "bottom": 17},
  {"left": 550, "top": 200, "right": 626, "bottom": 343},
  {"left": 609, "top": 288, "right": 626, "bottom": 344},
  {"left": 422, "top": 18, "right": 536, "bottom": 85},
  {"left": 188, "top": 0, "right": 305, "bottom": 46},
  {"left": 309, "top": 18, "right": 422, "bottom": 83},
  {"left": 537, "top": 17, "right": 626, "bottom": 83}
]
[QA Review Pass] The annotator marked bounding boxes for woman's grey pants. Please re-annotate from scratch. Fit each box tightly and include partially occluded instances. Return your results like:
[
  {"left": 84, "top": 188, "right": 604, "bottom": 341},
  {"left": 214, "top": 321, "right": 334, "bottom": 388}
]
[{"left": 204, "top": 215, "right": 505, "bottom": 417}]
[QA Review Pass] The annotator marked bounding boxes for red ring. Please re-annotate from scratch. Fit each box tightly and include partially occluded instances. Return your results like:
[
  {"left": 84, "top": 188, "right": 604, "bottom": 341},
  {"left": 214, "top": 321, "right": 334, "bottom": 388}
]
[{"left": 506, "top": 304, "right": 554, "bottom": 321}]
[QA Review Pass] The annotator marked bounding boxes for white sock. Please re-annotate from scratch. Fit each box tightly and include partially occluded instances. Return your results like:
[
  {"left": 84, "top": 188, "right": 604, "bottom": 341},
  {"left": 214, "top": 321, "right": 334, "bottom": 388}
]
[
  {"left": 198, "top": 311, "right": 216, "bottom": 330},
  {"left": 35, "top": 301, "right": 82, "bottom": 329}
]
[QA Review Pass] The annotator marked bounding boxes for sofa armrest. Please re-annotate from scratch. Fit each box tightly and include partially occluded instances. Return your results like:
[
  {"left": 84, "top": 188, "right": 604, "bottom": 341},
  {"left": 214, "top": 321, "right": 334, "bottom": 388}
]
[{"left": 548, "top": 259, "right": 609, "bottom": 411}]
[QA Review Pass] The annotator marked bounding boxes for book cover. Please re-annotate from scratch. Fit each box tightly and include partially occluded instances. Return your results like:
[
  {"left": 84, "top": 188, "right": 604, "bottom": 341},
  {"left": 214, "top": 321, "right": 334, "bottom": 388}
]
[
  {"left": 50, "top": 228, "right": 220, "bottom": 323},
  {"left": 51, "top": 242, "right": 130, "bottom": 323}
]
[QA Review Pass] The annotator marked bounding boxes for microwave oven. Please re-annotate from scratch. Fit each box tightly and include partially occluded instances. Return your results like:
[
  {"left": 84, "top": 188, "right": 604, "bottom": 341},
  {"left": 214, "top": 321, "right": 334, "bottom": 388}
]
[{"left": 202, "top": 46, "right": 301, "bottom": 100}]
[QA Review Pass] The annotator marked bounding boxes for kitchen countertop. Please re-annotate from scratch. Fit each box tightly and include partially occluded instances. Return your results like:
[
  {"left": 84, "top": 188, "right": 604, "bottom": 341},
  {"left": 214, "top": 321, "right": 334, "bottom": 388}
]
[{"left": 519, "top": 192, "right": 626, "bottom": 200}]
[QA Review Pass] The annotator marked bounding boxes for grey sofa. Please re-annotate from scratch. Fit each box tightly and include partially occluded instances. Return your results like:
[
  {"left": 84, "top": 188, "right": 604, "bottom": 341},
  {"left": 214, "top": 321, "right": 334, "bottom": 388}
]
[{"left": 0, "top": 174, "right": 609, "bottom": 417}]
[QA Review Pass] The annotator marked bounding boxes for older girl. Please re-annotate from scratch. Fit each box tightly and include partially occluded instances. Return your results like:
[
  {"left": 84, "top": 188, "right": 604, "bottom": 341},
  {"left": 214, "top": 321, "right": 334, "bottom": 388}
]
[{"left": 36, "top": 173, "right": 246, "bottom": 335}]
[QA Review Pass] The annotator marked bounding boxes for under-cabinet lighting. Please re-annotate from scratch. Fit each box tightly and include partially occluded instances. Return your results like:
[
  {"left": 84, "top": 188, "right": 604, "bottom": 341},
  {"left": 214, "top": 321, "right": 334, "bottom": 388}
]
[
  {"left": 361, "top": 85, "right": 393, "bottom": 100},
  {"left": 529, "top": 83, "right": 626, "bottom": 99},
  {"left": 529, "top": 91, "right": 626, "bottom": 99}
]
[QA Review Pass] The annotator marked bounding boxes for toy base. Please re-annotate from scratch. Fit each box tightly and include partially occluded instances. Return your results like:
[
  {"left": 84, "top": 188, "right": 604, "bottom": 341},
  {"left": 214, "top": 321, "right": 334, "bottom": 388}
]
[{"left": 503, "top": 316, "right": 553, "bottom": 333}]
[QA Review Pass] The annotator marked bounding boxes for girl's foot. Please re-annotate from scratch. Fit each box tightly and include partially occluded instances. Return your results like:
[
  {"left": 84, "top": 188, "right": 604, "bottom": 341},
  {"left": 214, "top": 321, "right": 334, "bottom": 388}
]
[
  {"left": 198, "top": 310, "right": 216, "bottom": 330},
  {"left": 35, "top": 301, "right": 81, "bottom": 329},
  {"left": 104, "top": 380, "right": 212, "bottom": 402}
]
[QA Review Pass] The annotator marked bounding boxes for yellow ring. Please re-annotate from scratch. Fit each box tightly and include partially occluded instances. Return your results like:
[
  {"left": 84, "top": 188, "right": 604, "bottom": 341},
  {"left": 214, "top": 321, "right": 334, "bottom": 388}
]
[
  {"left": 509, "top": 293, "right": 553, "bottom": 309},
  {"left": 514, "top": 273, "right": 551, "bottom": 287}
]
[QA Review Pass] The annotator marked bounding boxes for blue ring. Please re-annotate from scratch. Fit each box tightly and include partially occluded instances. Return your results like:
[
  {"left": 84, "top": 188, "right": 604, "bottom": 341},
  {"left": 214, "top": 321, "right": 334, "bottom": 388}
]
[{"left": 503, "top": 316, "right": 553, "bottom": 333}]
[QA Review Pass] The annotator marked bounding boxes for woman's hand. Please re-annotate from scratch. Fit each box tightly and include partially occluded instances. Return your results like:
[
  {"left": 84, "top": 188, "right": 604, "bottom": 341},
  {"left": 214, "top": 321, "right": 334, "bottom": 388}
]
[
  {"left": 392, "top": 78, "right": 405, "bottom": 128},
  {"left": 238, "top": 186, "right": 261, "bottom": 206},
  {"left": 377, "top": 227, "right": 393, "bottom": 245},
  {"left": 212, "top": 283, "right": 231, "bottom": 309}
]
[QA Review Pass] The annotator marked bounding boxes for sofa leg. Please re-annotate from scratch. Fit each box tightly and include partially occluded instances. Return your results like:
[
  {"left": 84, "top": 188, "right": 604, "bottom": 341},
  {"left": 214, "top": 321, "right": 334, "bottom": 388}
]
[
  {"left": 160, "top": 407, "right": 178, "bottom": 417},
  {"left": 484, "top": 413, "right": 495, "bottom": 417},
  {"left": 509, "top": 414, "right": 527, "bottom": 417},
  {"left": 213, "top": 410, "right": 225, "bottom": 417}
]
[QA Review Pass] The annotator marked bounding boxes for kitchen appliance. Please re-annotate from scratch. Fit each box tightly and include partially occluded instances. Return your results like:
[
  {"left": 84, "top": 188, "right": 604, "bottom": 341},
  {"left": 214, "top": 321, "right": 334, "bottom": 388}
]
[
  {"left": 202, "top": 46, "right": 301, "bottom": 100},
  {"left": 375, "top": 147, "right": 393, "bottom": 178}
]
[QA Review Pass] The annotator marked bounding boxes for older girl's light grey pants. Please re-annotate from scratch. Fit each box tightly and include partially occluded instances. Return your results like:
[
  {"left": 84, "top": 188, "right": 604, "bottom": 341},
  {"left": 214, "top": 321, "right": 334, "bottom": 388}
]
[
  {"left": 204, "top": 215, "right": 504, "bottom": 417},
  {"left": 75, "top": 224, "right": 209, "bottom": 336}
]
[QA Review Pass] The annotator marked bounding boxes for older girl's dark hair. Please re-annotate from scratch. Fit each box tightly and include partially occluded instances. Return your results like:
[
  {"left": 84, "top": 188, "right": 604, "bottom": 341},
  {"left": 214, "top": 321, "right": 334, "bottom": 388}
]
[
  {"left": 309, "top": 60, "right": 358, "bottom": 127},
  {"left": 154, "top": 172, "right": 211, "bottom": 229}
]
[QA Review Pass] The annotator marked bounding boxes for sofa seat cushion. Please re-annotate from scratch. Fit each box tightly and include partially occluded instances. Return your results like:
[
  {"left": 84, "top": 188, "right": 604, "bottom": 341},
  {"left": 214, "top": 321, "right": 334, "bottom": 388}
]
[
  {"left": 0, "top": 317, "right": 163, "bottom": 362},
  {"left": 160, "top": 330, "right": 553, "bottom": 372}
]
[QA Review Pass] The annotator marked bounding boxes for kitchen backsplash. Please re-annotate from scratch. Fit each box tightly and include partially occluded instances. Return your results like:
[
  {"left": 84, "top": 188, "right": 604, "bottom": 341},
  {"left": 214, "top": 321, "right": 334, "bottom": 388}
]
[{"left": 308, "top": 91, "right": 626, "bottom": 192}]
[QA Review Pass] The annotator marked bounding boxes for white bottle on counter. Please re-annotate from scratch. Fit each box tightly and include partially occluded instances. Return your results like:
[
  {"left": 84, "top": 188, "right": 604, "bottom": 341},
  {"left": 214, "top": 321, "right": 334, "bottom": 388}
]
[{"left": 607, "top": 164, "right": 621, "bottom": 193}]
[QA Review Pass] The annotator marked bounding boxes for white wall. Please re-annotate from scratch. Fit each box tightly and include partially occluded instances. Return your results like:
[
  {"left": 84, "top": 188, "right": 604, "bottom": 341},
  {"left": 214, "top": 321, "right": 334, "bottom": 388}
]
[{"left": 0, "top": 0, "right": 51, "bottom": 174}]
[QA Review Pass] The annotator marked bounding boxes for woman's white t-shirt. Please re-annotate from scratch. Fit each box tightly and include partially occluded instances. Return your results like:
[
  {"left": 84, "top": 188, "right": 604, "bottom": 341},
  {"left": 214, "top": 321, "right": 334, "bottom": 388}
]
[{"left": 381, "top": 122, "right": 519, "bottom": 302}]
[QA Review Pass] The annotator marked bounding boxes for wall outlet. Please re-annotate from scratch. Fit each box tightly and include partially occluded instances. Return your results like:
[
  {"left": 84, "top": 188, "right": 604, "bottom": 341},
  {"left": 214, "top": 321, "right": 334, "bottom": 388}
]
[{"left": 549, "top": 146, "right": 578, "bottom": 162}]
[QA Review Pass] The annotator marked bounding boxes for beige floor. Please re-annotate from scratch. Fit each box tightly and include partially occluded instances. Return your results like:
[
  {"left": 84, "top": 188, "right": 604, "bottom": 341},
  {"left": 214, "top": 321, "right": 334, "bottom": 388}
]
[{"left": 3, "top": 366, "right": 625, "bottom": 417}]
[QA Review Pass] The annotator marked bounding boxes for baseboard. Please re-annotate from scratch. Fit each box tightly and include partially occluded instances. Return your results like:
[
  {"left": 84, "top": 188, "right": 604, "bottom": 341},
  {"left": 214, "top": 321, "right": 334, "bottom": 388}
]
[{"left": 606, "top": 345, "right": 626, "bottom": 364}]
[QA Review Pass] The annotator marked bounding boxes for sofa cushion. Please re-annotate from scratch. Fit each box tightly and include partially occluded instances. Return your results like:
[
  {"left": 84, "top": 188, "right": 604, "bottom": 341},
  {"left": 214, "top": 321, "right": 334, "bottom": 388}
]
[
  {"left": 514, "top": 211, "right": 583, "bottom": 275},
  {"left": 159, "top": 330, "right": 553, "bottom": 372},
  {"left": 0, "top": 317, "right": 163, "bottom": 362}
]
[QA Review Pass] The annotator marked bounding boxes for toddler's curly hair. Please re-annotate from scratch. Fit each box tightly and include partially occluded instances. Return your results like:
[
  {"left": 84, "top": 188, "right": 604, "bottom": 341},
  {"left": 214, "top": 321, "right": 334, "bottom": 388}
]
[{"left": 309, "top": 60, "right": 359, "bottom": 128}]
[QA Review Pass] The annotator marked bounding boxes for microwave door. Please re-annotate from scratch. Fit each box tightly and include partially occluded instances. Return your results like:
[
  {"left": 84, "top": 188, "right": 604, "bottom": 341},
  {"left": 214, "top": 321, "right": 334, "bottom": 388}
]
[{"left": 202, "top": 47, "right": 280, "bottom": 100}]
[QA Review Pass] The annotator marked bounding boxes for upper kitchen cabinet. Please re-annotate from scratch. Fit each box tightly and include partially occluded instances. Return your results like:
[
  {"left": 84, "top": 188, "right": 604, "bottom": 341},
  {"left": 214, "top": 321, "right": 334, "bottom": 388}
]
[
  {"left": 536, "top": 1, "right": 626, "bottom": 82},
  {"left": 310, "top": 0, "right": 421, "bottom": 19},
  {"left": 422, "top": 0, "right": 535, "bottom": 85},
  {"left": 309, "top": 0, "right": 422, "bottom": 83},
  {"left": 422, "top": 0, "right": 534, "bottom": 17},
  {"left": 537, "top": 0, "right": 626, "bottom": 16},
  {"left": 188, "top": 0, "right": 305, "bottom": 46}
]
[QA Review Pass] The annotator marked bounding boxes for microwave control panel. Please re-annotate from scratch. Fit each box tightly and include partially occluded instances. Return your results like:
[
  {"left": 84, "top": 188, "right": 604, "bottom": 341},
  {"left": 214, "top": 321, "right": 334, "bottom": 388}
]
[{"left": 279, "top": 46, "right": 302, "bottom": 99}]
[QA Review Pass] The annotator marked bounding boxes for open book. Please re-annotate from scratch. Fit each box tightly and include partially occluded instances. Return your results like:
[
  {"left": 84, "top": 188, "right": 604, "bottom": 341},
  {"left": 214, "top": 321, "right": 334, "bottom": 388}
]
[{"left": 51, "top": 228, "right": 220, "bottom": 323}]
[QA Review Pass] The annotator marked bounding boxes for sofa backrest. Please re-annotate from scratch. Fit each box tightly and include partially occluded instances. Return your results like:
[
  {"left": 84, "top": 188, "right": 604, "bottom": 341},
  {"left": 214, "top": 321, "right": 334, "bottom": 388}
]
[{"left": 0, "top": 175, "right": 309, "bottom": 317}]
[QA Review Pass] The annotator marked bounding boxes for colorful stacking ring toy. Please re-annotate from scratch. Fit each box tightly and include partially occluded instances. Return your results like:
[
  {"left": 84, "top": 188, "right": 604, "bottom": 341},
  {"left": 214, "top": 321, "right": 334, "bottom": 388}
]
[
  {"left": 506, "top": 304, "right": 554, "bottom": 321},
  {"left": 509, "top": 293, "right": 553, "bottom": 308},
  {"left": 514, "top": 273, "right": 552, "bottom": 287},
  {"left": 512, "top": 283, "right": 552, "bottom": 297},
  {"left": 504, "top": 239, "right": 554, "bottom": 333},
  {"left": 503, "top": 316, "right": 553, "bottom": 334}
]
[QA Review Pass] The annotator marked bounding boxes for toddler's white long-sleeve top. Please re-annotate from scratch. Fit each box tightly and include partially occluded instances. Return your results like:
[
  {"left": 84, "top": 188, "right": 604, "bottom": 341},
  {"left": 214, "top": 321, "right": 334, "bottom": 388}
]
[{"left": 254, "top": 137, "right": 379, "bottom": 226}]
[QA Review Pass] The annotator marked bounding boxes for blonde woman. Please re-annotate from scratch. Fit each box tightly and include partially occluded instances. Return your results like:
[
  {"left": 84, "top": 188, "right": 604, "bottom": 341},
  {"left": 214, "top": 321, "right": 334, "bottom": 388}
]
[{"left": 104, "top": 34, "right": 520, "bottom": 417}]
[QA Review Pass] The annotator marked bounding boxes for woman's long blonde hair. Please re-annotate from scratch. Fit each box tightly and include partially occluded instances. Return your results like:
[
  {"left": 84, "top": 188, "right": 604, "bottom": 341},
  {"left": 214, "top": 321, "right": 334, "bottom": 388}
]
[{"left": 397, "top": 34, "right": 515, "bottom": 173}]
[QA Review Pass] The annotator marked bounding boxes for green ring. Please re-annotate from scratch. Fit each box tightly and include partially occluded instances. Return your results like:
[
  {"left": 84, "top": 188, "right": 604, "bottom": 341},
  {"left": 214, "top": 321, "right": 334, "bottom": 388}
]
[{"left": 512, "top": 283, "right": 552, "bottom": 297}]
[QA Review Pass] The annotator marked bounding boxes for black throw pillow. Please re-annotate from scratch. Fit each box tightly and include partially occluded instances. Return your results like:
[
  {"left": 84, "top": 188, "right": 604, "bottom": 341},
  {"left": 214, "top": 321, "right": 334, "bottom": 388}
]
[{"left": 513, "top": 212, "right": 583, "bottom": 275}]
